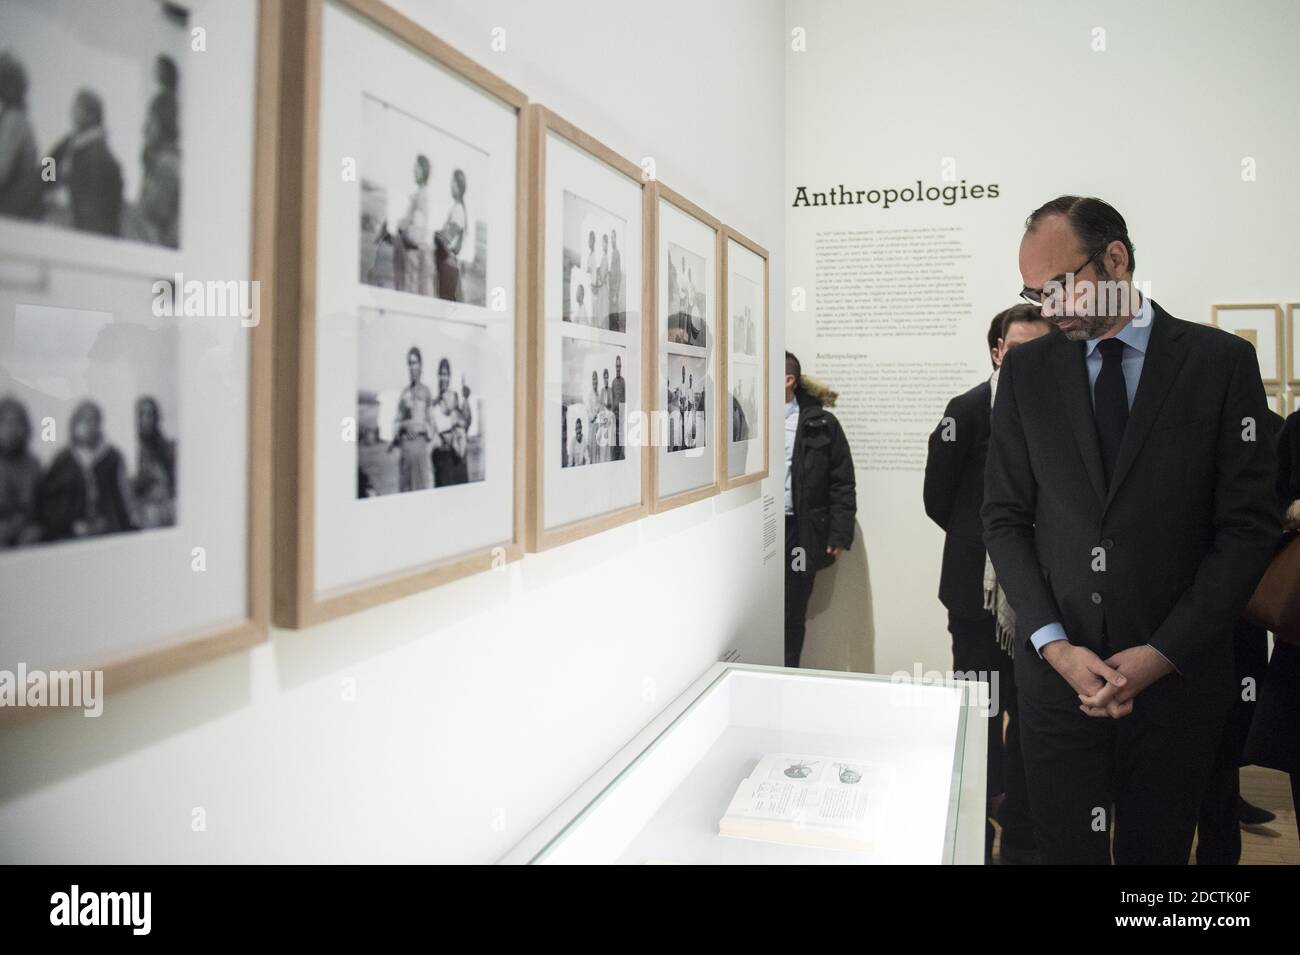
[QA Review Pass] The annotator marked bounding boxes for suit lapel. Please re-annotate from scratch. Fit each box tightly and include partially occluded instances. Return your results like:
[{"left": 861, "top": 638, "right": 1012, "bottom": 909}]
[
  {"left": 1105, "top": 304, "right": 1188, "bottom": 508},
  {"left": 1051, "top": 334, "right": 1107, "bottom": 509}
]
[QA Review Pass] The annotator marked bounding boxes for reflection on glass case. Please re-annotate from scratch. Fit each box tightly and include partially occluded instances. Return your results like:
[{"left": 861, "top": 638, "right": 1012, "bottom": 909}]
[{"left": 501, "top": 663, "right": 988, "bottom": 864}]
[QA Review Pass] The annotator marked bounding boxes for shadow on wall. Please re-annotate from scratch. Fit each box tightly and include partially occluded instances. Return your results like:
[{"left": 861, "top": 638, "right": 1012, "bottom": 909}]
[{"left": 800, "top": 520, "right": 873, "bottom": 673}]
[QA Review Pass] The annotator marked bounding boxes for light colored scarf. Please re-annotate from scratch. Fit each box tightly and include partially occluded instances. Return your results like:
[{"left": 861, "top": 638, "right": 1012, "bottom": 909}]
[{"left": 982, "top": 368, "right": 1017, "bottom": 657}]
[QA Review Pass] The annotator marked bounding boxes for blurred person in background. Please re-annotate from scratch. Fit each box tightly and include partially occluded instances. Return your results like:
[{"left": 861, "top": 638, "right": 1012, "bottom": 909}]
[{"left": 784, "top": 350, "right": 856, "bottom": 668}]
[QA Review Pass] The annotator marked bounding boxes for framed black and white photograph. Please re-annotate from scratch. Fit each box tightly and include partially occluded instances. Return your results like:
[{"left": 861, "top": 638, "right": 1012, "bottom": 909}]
[
  {"left": 0, "top": 0, "right": 273, "bottom": 705},
  {"left": 1, "top": 303, "right": 179, "bottom": 551},
  {"left": 559, "top": 336, "right": 627, "bottom": 468},
  {"left": 274, "top": 0, "right": 526, "bottom": 627},
  {"left": 0, "top": 0, "right": 192, "bottom": 276},
  {"left": 666, "top": 242, "right": 706, "bottom": 347},
  {"left": 665, "top": 352, "right": 707, "bottom": 453},
  {"left": 357, "top": 93, "right": 488, "bottom": 306},
  {"left": 1211, "top": 303, "right": 1283, "bottom": 387},
  {"left": 721, "top": 229, "right": 769, "bottom": 488},
  {"left": 561, "top": 190, "right": 627, "bottom": 333},
  {"left": 356, "top": 306, "right": 486, "bottom": 497},
  {"left": 650, "top": 181, "right": 720, "bottom": 512},
  {"left": 527, "top": 105, "right": 647, "bottom": 551}
]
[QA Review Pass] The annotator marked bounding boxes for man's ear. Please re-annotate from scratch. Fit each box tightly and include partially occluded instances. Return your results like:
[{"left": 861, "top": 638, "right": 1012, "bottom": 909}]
[{"left": 1103, "top": 238, "right": 1130, "bottom": 278}]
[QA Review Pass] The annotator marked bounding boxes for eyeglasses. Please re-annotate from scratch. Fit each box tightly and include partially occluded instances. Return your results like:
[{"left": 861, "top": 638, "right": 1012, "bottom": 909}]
[{"left": 1019, "top": 248, "right": 1105, "bottom": 306}]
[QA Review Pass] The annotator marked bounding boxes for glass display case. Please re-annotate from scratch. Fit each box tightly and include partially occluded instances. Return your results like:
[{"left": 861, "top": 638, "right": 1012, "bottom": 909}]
[{"left": 501, "top": 663, "right": 987, "bottom": 864}]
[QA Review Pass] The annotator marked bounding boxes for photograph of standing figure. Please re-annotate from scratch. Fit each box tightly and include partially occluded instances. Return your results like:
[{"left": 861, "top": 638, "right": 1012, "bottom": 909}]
[
  {"left": 0, "top": 0, "right": 187, "bottom": 248},
  {"left": 358, "top": 93, "right": 488, "bottom": 306},
  {"left": 356, "top": 308, "right": 485, "bottom": 497},
  {"left": 666, "top": 242, "right": 707, "bottom": 347},
  {"left": 560, "top": 190, "right": 627, "bottom": 333},
  {"left": 0, "top": 303, "right": 179, "bottom": 552},
  {"left": 665, "top": 353, "right": 707, "bottom": 453},
  {"left": 560, "top": 337, "right": 627, "bottom": 467},
  {"left": 730, "top": 369, "right": 757, "bottom": 442},
  {"left": 731, "top": 279, "right": 758, "bottom": 357}
]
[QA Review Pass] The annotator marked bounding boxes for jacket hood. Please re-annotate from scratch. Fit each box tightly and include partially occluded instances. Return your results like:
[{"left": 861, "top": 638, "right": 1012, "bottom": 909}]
[{"left": 797, "top": 374, "right": 838, "bottom": 408}]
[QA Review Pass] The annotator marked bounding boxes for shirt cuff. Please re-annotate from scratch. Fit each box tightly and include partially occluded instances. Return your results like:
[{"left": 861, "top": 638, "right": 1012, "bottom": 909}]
[{"left": 1029, "top": 622, "right": 1067, "bottom": 657}]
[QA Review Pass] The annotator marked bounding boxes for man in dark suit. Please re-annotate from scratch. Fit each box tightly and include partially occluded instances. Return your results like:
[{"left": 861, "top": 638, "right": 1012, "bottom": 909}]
[
  {"left": 982, "top": 196, "right": 1279, "bottom": 864},
  {"left": 925, "top": 303, "right": 1050, "bottom": 862}
]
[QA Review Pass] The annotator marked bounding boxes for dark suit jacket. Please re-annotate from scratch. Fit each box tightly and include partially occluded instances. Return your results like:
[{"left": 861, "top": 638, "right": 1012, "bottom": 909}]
[
  {"left": 1278, "top": 410, "right": 1300, "bottom": 507},
  {"left": 924, "top": 379, "right": 992, "bottom": 618},
  {"left": 981, "top": 302, "right": 1279, "bottom": 724}
]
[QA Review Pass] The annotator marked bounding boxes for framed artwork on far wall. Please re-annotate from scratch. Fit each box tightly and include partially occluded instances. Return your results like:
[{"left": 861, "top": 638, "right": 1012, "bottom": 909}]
[
  {"left": 0, "top": 0, "right": 276, "bottom": 711},
  {"left": 720, "top": 228, "right": 769, "bottom": 489},
  {"left": 1211, "top": 303, "right": 1283, "bottom": 387},
  {"left": 1287, "top": 303, "right": 1300, "bottom": 386},
  {"left": 273, "top": 0, "right": 527, "bottom": 627},
  {"left": 648, "top": 181, "right": 722, "bottom": 512},
  {"left": 525, "top": 105, "right": 649, "bottom": 551}
]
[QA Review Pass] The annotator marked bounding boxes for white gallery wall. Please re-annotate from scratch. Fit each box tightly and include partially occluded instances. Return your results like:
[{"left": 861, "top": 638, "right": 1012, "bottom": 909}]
[
  {"left": 0, "top": 0, "right": 787, "bottom": 863},
  {"left": 786, "top": 0, "right": 1300, "bottom": 678}
]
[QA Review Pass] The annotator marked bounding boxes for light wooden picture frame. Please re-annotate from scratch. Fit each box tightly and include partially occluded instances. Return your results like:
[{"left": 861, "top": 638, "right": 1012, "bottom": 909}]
[
  {"left": 273, "top": 0, "right": 528, "bottom": 628},
  {"left": 1263, "top": 383, "right": 1286, "bottom": 417},
  {"left": 1286, "top": 303, "right": 1300, "bottom": 386},
  {"left": 647, "top": 181, "right": 723, "bottom": 513},
  {"left": 1210, "top": 303, "right": 1283, "bottom": 387},
  {"left": 525, "top": 105, "right": 650, "bottom": 551},
  {"left": 0, "top": 0, "right": 276, "bottom": 717},
  {"left": 720, "top": 228, "right": 770, "bottom": 490}
]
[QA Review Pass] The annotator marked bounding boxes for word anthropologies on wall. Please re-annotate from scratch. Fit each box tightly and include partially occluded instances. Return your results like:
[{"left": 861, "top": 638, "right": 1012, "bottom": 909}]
[{"left": 791, "top": 179, "right": 1001, "bottom": 211}]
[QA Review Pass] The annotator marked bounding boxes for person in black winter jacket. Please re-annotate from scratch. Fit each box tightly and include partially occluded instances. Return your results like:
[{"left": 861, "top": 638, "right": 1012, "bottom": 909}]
[{"left": 784, "top": 351, "right": 856, "bottom": 667}]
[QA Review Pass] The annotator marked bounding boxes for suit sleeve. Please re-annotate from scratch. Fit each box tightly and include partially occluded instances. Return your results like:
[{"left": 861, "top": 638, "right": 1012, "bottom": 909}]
[
  {"left": 1148, "top": 341, "right": 1280, "bottom": 671},
  {"left": 1278, "top": 413, "right": 1299, "bottom": 509},
  {"left": 981, "top": 350, "right": 1062, "bottom": 646},
  {"left": 923, "top": 395, "right": 969, "bottom": 531},
  {"left": 827, "top": 417, "right": 857, "bottom": 551}
]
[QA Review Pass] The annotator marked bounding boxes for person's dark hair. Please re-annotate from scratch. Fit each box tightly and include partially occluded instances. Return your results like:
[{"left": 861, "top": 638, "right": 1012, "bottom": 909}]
[
  {"left": 986, "top": 314, "right": 1003, "bottom": 368},
  {"left": 0, "top": 52, "right": 28, "bottom": 109},
  {"left": 154, "top": 54, "right": 179, "bottom": 93},
  {"left": 997, "top": 302, "right": 1052, "bottom": 341},
  {"left": 71, "top": 399, "right": 103, "bottom": 435},
  {"left": 407, "top": 346, "right": 422, "bottom": 364},
  {"left": 0, "top": 394, "right": 32, "bottom": 451},
  {"left": 136, "top": 395, "right": 175, "bottom": 487},
  {"left": 1025, "top": 195, "right": 1135, "bottom": 274},
  {"left": 785, "top": 350, "right": 801, "bottom": 385},
  {"left": 75, "top": 88, "right": 104, "bottom": 126}
]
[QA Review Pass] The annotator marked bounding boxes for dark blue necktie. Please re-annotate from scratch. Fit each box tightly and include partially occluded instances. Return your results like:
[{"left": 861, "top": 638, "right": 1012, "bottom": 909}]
[{"left": 1094, "top": 337, "right": 1128, "bottom": 486}]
